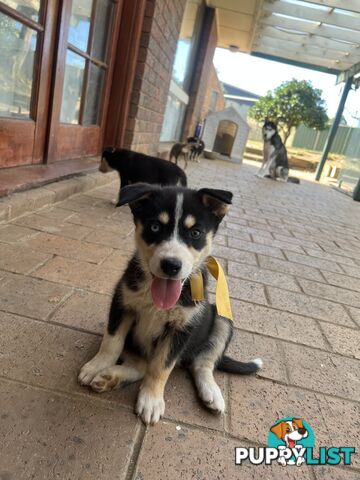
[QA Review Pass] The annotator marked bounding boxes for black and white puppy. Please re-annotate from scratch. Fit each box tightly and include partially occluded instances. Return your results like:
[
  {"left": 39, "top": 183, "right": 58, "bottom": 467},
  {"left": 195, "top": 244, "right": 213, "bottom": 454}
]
[
  {"left": 258, "top": 121, "right": 299, "bottom": 184},
  {"left": 100, "top": 147, "right": 187, "bottom": 206},
  {"left": 79, "top": 184, "right": 262, "bottom": 425}
]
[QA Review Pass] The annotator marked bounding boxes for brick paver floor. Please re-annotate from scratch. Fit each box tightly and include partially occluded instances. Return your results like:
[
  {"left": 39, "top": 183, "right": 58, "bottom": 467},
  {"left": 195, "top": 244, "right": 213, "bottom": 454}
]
[{"left": 0, "top": 160, "right": 359, "bottom": 479}]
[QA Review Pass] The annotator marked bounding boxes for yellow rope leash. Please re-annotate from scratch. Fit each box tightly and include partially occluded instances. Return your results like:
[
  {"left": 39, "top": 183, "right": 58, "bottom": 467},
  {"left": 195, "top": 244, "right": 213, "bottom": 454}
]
[{"left": 190, "top": 256, "right": 233, "bottom": 321}]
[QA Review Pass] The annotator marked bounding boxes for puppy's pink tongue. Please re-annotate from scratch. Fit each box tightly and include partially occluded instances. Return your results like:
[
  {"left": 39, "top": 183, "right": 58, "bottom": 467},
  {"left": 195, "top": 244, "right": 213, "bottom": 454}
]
[{"left": 151, "top": 277, "right": 182, "bottom": 310}]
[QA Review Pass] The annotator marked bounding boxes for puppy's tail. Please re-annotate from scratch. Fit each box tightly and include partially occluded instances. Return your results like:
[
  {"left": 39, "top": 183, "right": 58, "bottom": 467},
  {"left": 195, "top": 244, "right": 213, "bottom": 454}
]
[
  {"left": 217, "top": 355, "right": 263, "bottom": 375},
  {"left": 287, "top": 176, "right": 300, "bottom": 184}
]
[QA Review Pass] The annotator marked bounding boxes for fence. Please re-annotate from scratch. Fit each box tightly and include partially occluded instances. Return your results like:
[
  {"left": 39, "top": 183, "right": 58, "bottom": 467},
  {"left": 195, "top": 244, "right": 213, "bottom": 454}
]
[{"left": 292, "top": 124, "right": 360, "bottom": 157}]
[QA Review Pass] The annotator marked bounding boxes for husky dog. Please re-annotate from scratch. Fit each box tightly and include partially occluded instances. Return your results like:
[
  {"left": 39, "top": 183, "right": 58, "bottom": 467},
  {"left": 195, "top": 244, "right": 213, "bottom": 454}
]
[
  {"left": 258, "top": 121, "right": 299, "bottom": 184},
  {"left": 187, "top": 137, "right": 205, "bottom": 162},
  {"left": 78, "top": 183, "right": 262, "bottom": 425},
  {"left": 100, "top": 147, "right": 187, "bottom": 206}
]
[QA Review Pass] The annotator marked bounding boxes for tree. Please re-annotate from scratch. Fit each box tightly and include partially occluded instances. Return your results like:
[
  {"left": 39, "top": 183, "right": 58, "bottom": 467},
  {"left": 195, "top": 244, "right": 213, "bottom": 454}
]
[{"left": 249, "top": 79, "right": 328, "bottom": 144}]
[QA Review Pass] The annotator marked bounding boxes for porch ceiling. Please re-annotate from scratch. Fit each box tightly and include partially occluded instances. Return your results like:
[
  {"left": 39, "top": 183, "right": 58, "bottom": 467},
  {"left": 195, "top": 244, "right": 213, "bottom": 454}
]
[{"left": 207, "top": 0, "right": 360, "bottom": 73}]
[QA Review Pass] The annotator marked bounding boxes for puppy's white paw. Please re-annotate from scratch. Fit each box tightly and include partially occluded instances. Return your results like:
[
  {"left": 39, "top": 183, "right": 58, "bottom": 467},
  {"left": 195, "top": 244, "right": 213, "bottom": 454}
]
[
  {"left": 198, "top": 382, "right": 225, "bottom": 414},
  {"left": 136, "top": 389, "right": 165, "bottom": 425},
  {"left": 78, "top": 356, "right": 112, "bottom": 386},
  {"left": 90, "top": 368, "right": 120, "bottom": 393}
]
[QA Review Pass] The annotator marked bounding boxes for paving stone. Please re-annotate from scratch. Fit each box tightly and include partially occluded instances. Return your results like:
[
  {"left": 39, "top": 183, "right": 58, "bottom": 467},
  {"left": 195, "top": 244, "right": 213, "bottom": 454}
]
[
  {"left": 164, "top": 368, "right": 226, "bottom": 431},
  {"left": 33, "top": 256, "right": 121, "bottom": 295},
  {"left": 228, "top": 262, "right": 301, "bottom": 292},
  {"left": 0, "top": 274, "right": 72, "bottom": 319},
  {"left": 0, "top": 380, "right": 138, "bottom": 480},
  {"left": 226, "top": 221, "right": 273, "bottom": 238},
  {"left": 27, "top": 232, "right": 113, "bottom": 264},
  {"left": 267, "top": 287, "right": 355, "bottom": 327},
  {"left": 215, "top": 276, "right": 268, "bottom": 305},
  {"left": 304, "top": 248, "right": 357, "bottom": 267},
  {"left": 258, "top": 254, "right": 324, "bottom": 281},
  {"left": 14, "top": 213, "right": 93, "bottom": 240},
  {"left": 314, "top": 467, "right": 360, "bottom": 480},
  {"left": 0, "top": 243, "right": 52, "bottom": 274},
  {"left": 228, "top": 237, "right": 285, "bottom": 259},
  {"left": 51, "top": 290, "right": 111, "bottom": 334},
  {"left": 226, "top": 329, "right": 288, "bottom": 383},
  {"left": 231, "top": 300, "right": 328, "bottom": 350},
  {"left": 282, "top": 343, "right": 360, "bottom": 401},
  {"left": 298, "top": 278, "right": 360, "bottom": 309},
  {"left": 35, "top": 206, "right": 75, "bottom": 221},
  {"left": 348, "top": 306, "right": 360, "bottom": 327},
  {"left": 319, "top": 323, "right": 360, "bottom": 359},
  {"left": 0, "top": 224, "right": 39, "bottom": 243},
  {"left": 284, "top": 250, "right": 344, "bottom": 274},
  {"left": 219, "top": 225, "right": 251, "bottom": 241},
  {"left": 212, "top": 244, "right": 257, "bottom": 266},
  {"left": 314, "top": 395, "right": 360, "bottom": 469},
  {"left": 100, "top": 249, "right": 133, "bottom": 271},
  {"left": 228, "top": 376, "right": 330, "bottom": 445},
  {"left": 84, "top": 228, "right": 135, "bottom": 251},
  {"left": 272, "top": 233, "right": 321, "bottom": 250},
  {"left": 340, "top": 263, "right": 360, "bottom": 279},
  {"left": 321, "top": 270, "right": 360, "bottom": 293},
  {"left": 45, "top": 179, "right": 84, "bottom": 202},
  {"left": 251, "top": 233, "right": 305, "bottom": 254},
  {"left": 136, "top": 421, "right": 313, "bottom": 480}
]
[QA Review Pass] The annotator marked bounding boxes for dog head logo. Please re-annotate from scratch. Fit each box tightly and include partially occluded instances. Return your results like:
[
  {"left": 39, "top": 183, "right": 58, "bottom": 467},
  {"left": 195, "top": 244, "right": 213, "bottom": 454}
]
[{"left": 268, "top": 417, "right": 314, "bottom": 466}]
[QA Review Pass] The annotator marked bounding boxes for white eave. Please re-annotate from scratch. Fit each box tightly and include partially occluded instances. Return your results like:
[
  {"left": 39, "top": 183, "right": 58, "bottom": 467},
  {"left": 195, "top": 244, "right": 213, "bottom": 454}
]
[{"left": 206, "top": 0, "right": 360, "bottom": 74}]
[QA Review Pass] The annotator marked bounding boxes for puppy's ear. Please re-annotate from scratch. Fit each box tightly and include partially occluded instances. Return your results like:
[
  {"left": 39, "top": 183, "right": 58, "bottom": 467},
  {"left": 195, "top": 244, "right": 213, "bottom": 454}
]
[
  {"left": 198, "top": 188, "right": 233, "bottom": 218},
  {"left": 118, "top": 183, "right": 156, "bottom": 209},
  {"left": 270, "top": 422, "right": 285, "bottom": 439},
  {"left": 292, "top": 418, "right": 304, "bottom": 429}
]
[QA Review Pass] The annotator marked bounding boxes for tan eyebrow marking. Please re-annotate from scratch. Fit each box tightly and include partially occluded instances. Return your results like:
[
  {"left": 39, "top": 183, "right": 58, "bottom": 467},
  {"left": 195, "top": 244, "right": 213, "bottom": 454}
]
[
  {"left": 184, "top": 214, "right": 196, "bottom": 228},
  {"left": 158, "top": 212, "right": 169, "bottom": 224}
]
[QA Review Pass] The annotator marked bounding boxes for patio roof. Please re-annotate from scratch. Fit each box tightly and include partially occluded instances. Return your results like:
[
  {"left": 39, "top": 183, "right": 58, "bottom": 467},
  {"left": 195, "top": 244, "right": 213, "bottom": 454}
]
[{"left": 207, "top": 0, "right": 360, "bottom": 75}]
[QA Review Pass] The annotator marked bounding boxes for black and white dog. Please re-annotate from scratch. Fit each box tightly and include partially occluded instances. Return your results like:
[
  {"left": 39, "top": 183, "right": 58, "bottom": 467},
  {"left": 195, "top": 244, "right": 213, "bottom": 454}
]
[
  {"left": 188, "top": 136, "right": 205, "bottom": 162},
  {"left": 79, "top": 183, "right": 262, "bottom": 425},
  {"left": 100, "top": 147, "right": 187, "bottom": 206},
  {"left": 258, "top": 121, "right": 299, "bottom": 184}
]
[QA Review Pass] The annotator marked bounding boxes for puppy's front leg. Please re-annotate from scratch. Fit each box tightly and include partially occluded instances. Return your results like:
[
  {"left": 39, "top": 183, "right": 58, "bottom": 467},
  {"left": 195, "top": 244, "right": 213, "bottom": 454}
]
[
  {"left": 136, "top": 338, "right": 175, "bottom": 425},
  {"left": 78, "top": 309, "right": 133, "bottom": 385}
]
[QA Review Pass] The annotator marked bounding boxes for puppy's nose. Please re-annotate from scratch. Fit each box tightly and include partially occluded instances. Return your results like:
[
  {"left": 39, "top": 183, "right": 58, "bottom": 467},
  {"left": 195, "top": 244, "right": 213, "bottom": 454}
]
[
  {"left": 160, "top": 258, "right": 182, "bottom": 277},
  {"left": 298, "top": 428, "right": 306, "bottom": 435}
]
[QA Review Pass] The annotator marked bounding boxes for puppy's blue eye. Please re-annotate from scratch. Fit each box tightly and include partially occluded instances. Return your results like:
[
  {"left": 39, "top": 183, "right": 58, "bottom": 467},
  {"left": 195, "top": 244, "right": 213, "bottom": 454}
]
[
  {"left": 190, "top": 228, "right": 202, "bottom": 239},
  {"left": 151, "top": 222, "right": 160, "bottom": 233}
]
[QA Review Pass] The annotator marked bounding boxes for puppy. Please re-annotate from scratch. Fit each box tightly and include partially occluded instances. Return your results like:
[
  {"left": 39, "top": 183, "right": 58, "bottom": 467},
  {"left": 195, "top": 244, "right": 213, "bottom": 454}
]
[
  {"left": 100, "top": 147, "right": 187, "bottom": 206},
  {"left": 258, "top": 121, "right": 299, "bottom": 184},
  {"left": 270, "top": 418, "right": 308, "bottom": 466},
  {"left": 79, "top": 183, "right": 262, "bottom": 425},
  {"left": 187, "top": 136, "right": 205, "bottom": 162},
  {"left": 169, "top": 142, "right": 192, "bottom": 169}
]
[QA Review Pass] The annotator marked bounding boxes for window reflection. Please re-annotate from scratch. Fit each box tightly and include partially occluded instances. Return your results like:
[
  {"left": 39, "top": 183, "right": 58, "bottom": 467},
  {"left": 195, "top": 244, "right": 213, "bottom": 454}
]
[
  {"left": 1, "top": 0, "right": 40, "bottom": 22},
  {"left": 0, "top": 12, "right": 37, "bottom": 118},
  {"left": 60, "top": 50, "right": 85, "bottom": 124},
  {"left": 68, "top": 0, "right": 93, "bottom": 52}
]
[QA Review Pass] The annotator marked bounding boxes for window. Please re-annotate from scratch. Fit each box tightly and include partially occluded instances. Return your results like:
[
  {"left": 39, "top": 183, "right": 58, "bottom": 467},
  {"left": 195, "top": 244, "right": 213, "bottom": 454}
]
[
  {"left": 208, "top": 91, "right": 218, "bottom": 113},
  {"left": 160, "top": 0, "right": 203, "bottom": 142}
]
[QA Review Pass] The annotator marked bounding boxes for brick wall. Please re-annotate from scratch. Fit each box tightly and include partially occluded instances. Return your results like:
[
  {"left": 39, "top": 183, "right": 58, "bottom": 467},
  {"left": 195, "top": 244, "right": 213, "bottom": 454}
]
[
  {"left": 124, "top": 0, "right": 186, "bottom": 155},
  {"left": 181, "top": 7, "right": 218, "bottom": 140}
]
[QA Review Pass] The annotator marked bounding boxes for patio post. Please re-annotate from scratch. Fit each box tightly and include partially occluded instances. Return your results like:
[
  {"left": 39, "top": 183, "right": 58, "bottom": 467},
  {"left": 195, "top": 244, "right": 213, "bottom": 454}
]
[{"left": 315, "top": 76, "right": 353, "bottom": 181}]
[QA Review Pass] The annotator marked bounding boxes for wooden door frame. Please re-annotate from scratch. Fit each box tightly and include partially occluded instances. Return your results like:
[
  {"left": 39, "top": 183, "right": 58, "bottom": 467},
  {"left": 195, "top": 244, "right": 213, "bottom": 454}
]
[
  {"left": 104, "top": 0, "right": 147, "bottom": 148},
  {"left": 0, "top": 0, "right": 59, "bottom": 167},
  {"left": 46, "top": 0, "right": 123, "bottom": 162}
]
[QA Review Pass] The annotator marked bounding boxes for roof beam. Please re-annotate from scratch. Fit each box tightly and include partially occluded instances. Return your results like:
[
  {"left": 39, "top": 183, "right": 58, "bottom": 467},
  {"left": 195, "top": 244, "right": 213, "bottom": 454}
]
[
  {"left": 263, "top": 1, "right": 360, "bottom": 32},
  {"left": 337, "top": 61, "right": 360, "bottom": 83},
  {"left": 254, "top": 35, "right": 357, "bottom": 65},
  {"left": 300, "top": 0, "right": 360, "bottom": 13},
  {"left": 253, "top": 45, "right": 348, "bottom": 70},
  {"left": 257, "top": 25, "right": 360, "bottom": 52},
  {"left": 259, "top": 14, "right": 360, "bottom": 45}
]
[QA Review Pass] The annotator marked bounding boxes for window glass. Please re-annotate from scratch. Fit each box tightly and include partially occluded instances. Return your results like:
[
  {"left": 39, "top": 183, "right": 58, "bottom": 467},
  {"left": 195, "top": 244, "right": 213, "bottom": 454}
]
[
  {"left": 1, "top": 0, "right": 40, "bottom": 22},
  {"left": 91, "top": 0, "right": 113, "bottom": 61},
  {"left": 83, "top": 63, "right": 105, "bottom": 124},
  {"left": 172, "top": 0, "right": 202, "bottom": 90},
  {"left": 68, "top": 0, "right": 93, "bottom": 52},
  {"left": 160, "top": 93, "right": 186, "bottom": 142},
  {"left": 0, "top": 12, "right": 37, "bottom": 118},
  {"left": 60, "top": 50, "right": 85, "bottom": 124}
]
